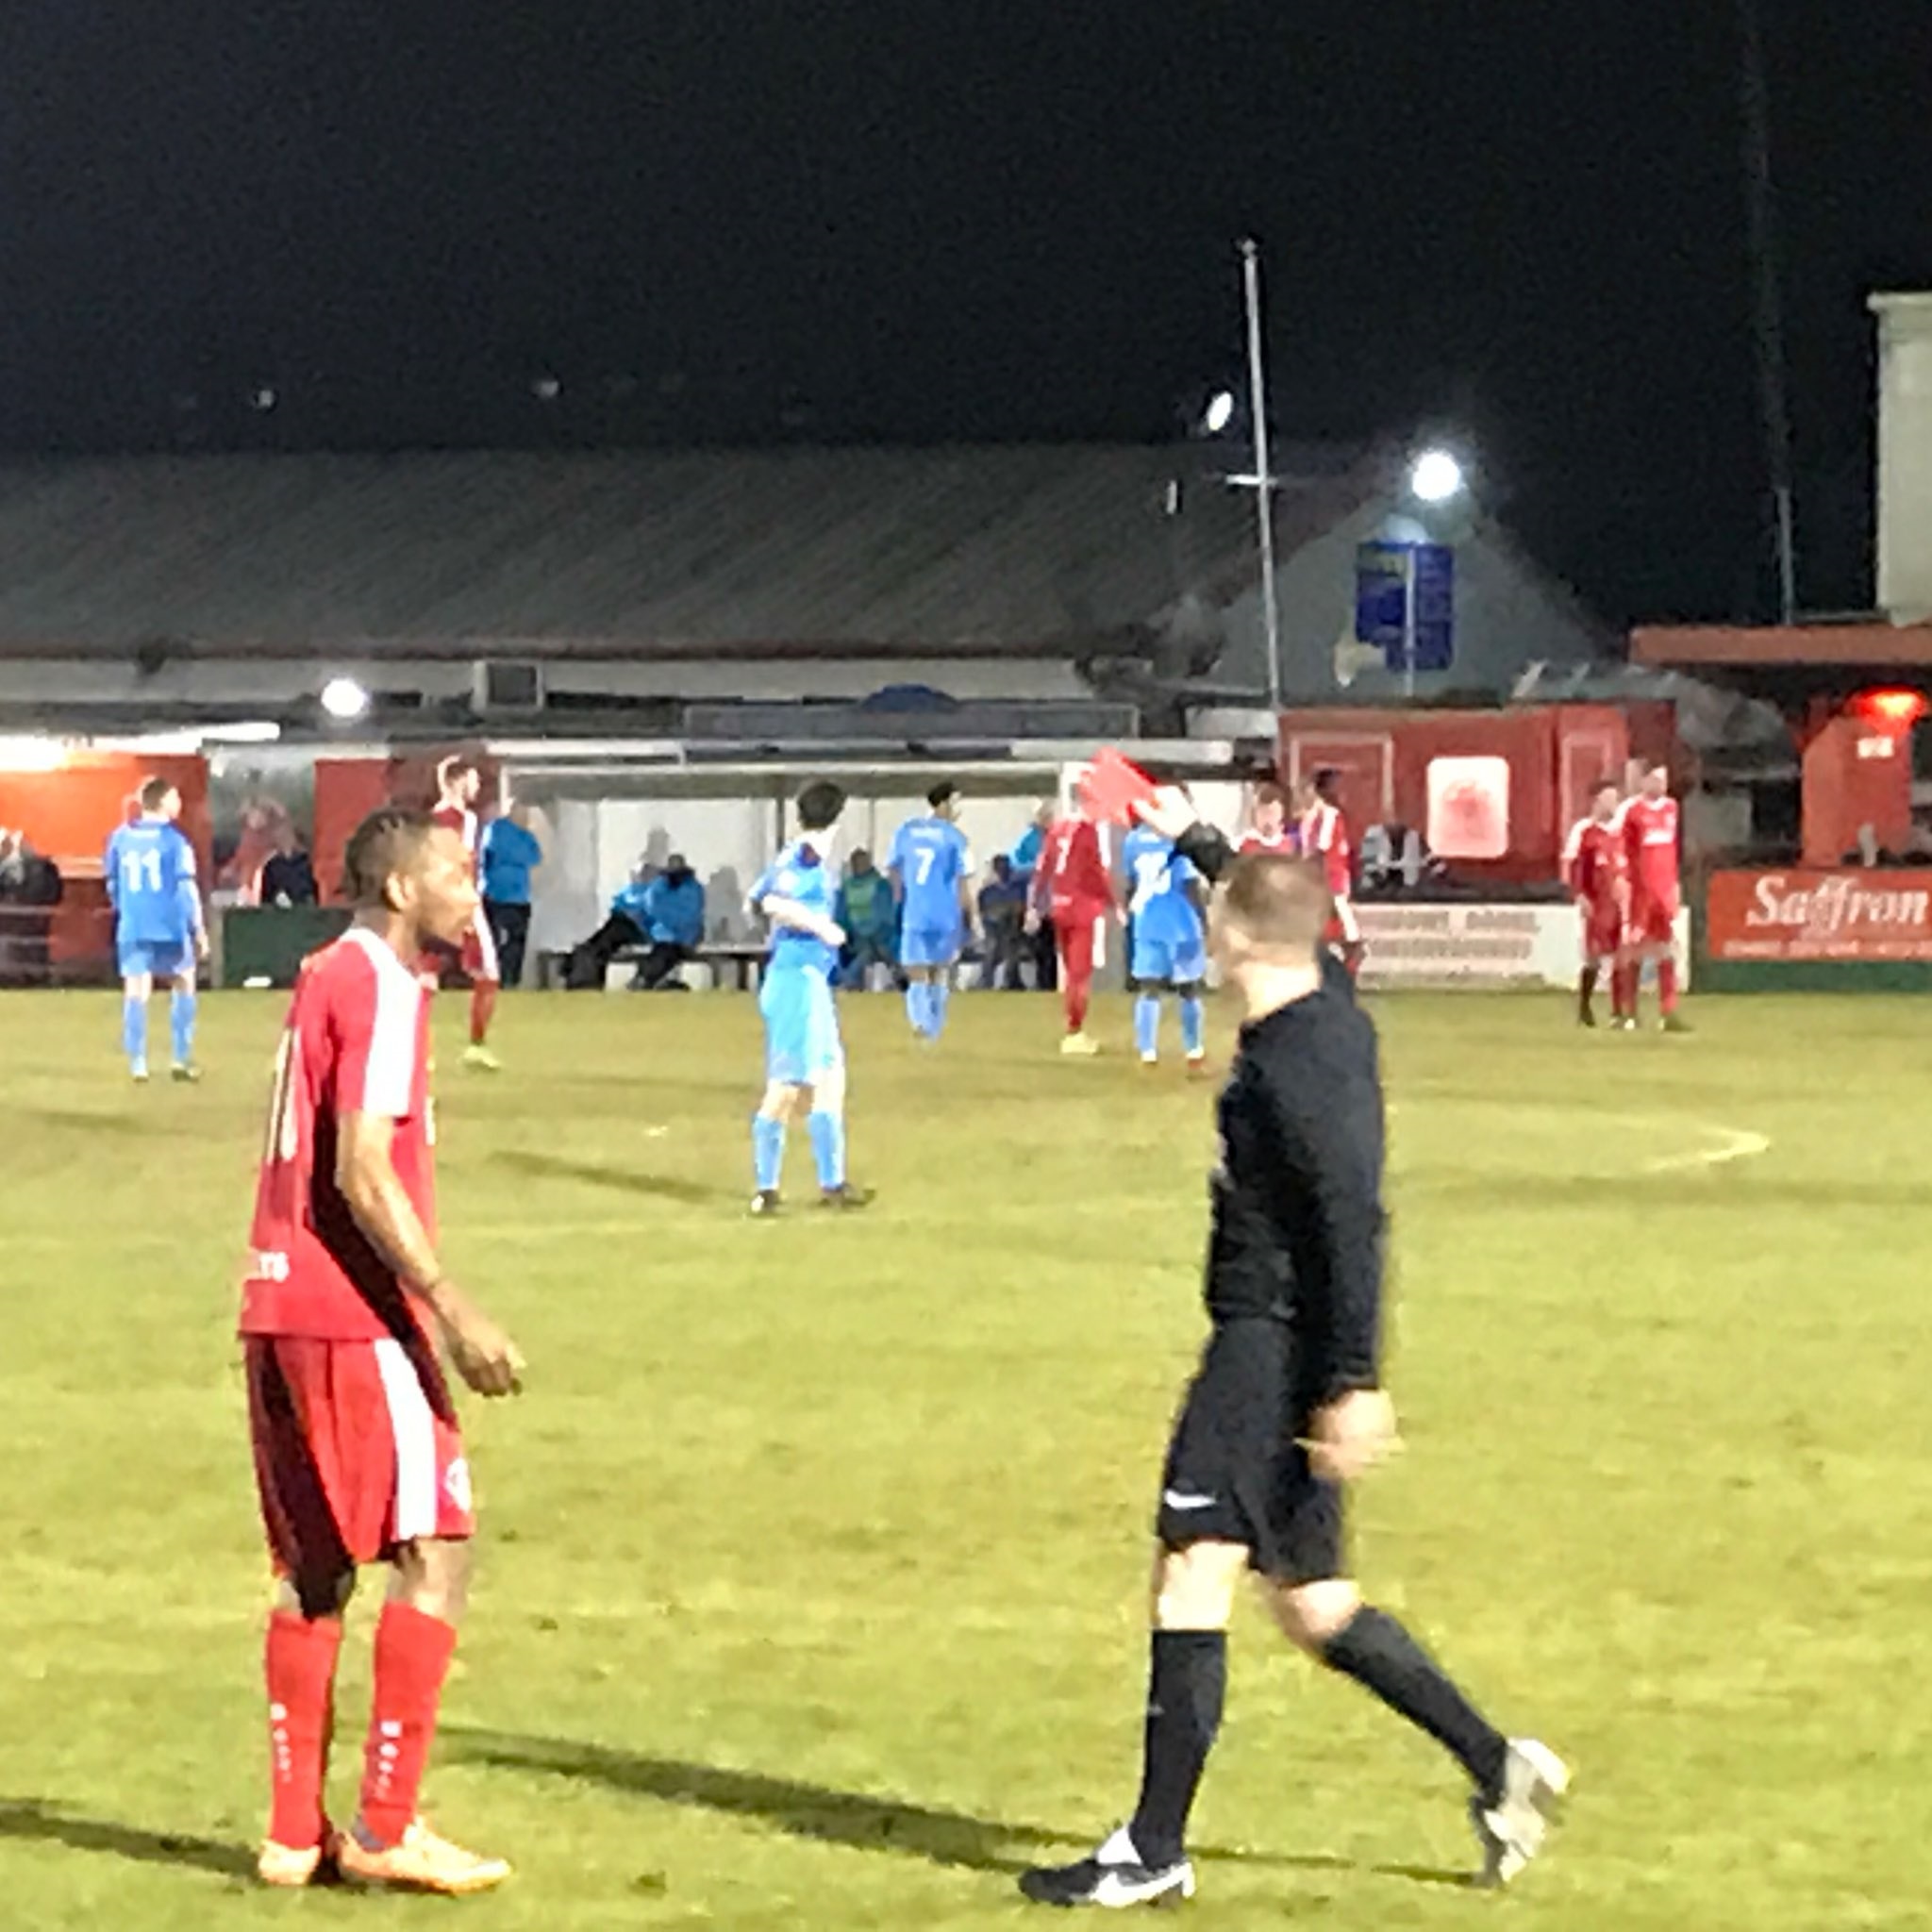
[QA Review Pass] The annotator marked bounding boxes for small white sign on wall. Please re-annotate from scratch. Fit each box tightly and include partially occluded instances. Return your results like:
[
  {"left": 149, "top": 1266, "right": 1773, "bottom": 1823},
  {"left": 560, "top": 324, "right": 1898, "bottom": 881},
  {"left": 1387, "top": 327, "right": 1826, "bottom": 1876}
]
[{"left": 1426, "top": 756, "right": 1510, "bottom": 859}]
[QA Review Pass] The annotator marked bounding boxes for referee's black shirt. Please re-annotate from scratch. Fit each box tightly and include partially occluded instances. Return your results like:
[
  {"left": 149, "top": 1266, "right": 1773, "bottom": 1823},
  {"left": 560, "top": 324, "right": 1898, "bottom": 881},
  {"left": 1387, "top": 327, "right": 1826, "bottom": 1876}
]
[{"left": 1178, "top": 822, "right": 1387, "bottom": 1399}]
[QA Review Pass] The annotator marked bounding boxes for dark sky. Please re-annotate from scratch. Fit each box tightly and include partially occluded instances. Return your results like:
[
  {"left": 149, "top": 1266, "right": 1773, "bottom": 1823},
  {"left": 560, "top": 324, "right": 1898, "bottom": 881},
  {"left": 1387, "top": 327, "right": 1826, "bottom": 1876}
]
[{"left": 1, "top": 1, "right": 1926, "bottom": 627}]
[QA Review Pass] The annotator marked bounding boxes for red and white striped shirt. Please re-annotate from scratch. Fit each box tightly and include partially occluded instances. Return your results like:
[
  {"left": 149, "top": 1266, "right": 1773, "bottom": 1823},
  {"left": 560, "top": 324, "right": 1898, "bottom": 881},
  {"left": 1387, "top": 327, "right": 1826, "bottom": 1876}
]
[
  {"left": 240, "top": 926, "right": 437, "bottom": 1341},
  {"left": 1300, "top": 802, "right": 1354, "bottom": 898}
]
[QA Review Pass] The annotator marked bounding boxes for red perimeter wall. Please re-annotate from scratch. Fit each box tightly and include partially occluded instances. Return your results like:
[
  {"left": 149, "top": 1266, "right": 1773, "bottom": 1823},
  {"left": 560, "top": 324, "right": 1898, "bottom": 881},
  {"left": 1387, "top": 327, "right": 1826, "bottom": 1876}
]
[
  {"left": 1276, "top": 705, "right": 1676, "bottom": 884},
  {"left": 0, "top": 753, "right": 210, "bottom": 966}
]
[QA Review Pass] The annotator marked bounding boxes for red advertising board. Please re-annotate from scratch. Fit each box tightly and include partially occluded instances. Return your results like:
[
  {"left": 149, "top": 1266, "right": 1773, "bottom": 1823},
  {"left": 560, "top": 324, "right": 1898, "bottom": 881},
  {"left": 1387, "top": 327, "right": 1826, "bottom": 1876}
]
[{"left": 1707, "top": 869, "right": 1932, "bottom": 961}]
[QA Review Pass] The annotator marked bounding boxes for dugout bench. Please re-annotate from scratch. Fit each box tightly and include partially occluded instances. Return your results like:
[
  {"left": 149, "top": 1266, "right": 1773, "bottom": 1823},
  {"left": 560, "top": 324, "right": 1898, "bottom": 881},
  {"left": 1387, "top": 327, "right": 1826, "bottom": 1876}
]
[{"left": 534, "top": 940, "right": 766, "bottom": 991}]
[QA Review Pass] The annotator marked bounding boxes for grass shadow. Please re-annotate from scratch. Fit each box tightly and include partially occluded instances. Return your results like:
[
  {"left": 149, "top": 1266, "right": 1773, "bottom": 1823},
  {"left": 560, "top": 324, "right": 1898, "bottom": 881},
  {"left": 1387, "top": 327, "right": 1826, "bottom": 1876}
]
[
  {"left": 491, "top": 1150, "right": 728, "bottom": 1208},
  {"left": 451, "top": 1729, "right": 1058, "bottom": 1874},
  {"left": 0, "top": 1798, "right": 255, "bottom": 1881},
  {"left": 449, "top": 1731, "right": 1472, "bottom": 1889}
]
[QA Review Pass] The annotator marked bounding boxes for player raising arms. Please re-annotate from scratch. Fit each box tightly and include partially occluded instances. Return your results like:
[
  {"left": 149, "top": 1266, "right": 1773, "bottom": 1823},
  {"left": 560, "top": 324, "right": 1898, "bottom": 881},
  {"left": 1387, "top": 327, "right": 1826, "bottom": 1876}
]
[
  {"left": 1120, "top": 817, "right": 1208, "bottom": 1073},
  {"left": 1299, "top": 767, "right": 1365, "bottom": 976},
  {"left": 1020, "top": 792, "right": 1565, "bottom": 1909},
  {"left": 1617, "top": 762, "right": 1690, "bottom": 1033},
  {"left": 242, "top": 807, "right": 525, "bottom": 1894},
  {"left": 749, "top": 780, "right": 869, "bottom": 1213},
  {"left": 431, "top": 758, "right": 505, "bottom": 1072},
  {"left": 1031, "top": 796, "right": 1119, "bottom": 1057},
  {"left": 1239, "top": 780, "right": 1298, "bottom": 857},
  {"left": 105, "top": 776, "right": 208, "bottom": 1082},
  {"left": 888, "top": 780, "right": 976, "bottom": 1043},
  {"left": 1563, "top": 780, "right": 1631, "bottom": 1028}
]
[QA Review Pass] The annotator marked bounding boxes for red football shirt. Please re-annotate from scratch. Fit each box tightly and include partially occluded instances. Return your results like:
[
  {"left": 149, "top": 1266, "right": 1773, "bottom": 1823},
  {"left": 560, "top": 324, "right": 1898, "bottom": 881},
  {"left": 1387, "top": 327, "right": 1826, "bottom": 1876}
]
[
  {"left": 1300, "top": 803, "right": 1354, "bottom": 897},
  {"left": 432, "top": 803, "right": 480, "bottom": 874},
  {"left": 1239, "top": 828, "right": 1300, "bottom": 858},
  {"left": 1563, "top": 818, "right": 1627, "bottom": 909},
  {"left": 1038, "top": 818, "right": 1113, "bottom": 918},
  {"left": 239, "top": 926, "right": 438, "bottom": 1342},
  {"left": 1620, "top": 795, "right": 1680, "bottom": 905}
]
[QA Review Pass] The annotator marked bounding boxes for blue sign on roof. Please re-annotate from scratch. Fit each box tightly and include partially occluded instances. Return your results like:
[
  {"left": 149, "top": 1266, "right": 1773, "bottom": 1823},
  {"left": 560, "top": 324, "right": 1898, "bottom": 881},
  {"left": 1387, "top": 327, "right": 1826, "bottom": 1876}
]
[{"left": 1356, "top": 541, "right": 1455, "bottom": 673}]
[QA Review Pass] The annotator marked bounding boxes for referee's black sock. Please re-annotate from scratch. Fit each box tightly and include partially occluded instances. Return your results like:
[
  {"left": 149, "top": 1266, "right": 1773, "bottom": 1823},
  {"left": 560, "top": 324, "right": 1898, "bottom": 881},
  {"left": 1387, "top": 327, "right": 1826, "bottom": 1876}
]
[
  {"left": 1125, "top": 1630, "right": 1226, "bottom": 1868},
  {"left": 1319, "top": 1607, "right": 1508, "bottom": 1803}
]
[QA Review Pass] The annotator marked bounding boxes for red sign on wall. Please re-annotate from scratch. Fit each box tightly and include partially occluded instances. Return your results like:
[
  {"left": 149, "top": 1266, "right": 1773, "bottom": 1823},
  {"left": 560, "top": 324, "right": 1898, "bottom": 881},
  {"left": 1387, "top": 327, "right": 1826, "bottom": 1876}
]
[{"left": 1707, "top": 869, "right": 1932, "bottom": 961}]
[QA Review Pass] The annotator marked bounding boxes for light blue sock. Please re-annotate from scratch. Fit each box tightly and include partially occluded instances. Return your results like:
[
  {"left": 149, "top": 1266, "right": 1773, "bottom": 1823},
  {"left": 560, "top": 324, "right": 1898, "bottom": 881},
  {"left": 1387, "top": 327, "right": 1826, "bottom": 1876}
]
[
  {"left": 1135, "top": 994, "right": 1160, "bottom": 1059},
  {"left": 930, "top": 979, "right": 951, "bottom": 1039},
  {"left": 753, "top": 1113, "right": 786, "bottom": 1192},
  {"left": 808, "top": 1109, "right": 846, "bottom": 1191},
  {"left": 906, "top": 982, "right": 928, "bottom": 1036},
  {"left": 1180, "top": 993, "right": 1205, "bottom": 1059},
  {"left": 123, "top": 993, "right": 148, "bottom": 1072},
  {"left": 171, "top": 987, "right": 198, "bottom": 1066}
]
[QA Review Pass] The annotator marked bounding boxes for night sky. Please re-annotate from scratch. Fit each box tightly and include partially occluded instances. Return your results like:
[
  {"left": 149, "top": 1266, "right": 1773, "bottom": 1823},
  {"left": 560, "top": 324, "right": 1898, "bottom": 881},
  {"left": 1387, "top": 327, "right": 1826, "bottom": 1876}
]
[{"left": 2, "top": 1, "right": 1926, "bottom": 628}]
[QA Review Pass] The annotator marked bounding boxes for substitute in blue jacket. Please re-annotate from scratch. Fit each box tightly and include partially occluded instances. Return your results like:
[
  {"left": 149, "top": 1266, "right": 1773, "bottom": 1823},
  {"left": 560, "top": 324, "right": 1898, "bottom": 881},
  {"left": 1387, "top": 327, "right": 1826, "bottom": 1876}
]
[
  {"left": 105, "top": 776, "right": 208, "bottom": 1082},
  {"left": 634, "top": 857, "right": 706, "bottom": 990},
  {"left": 1122, "top": 820, "right": 1208, "bottom": 1073},
  {"left": 479, "top": 806, "right": 542, "bottom": 988},
  {"left": 748, "top": 782, "right": 868, "bottom": 1215},
  {"left": 888, "top": 780, "right": 976, "bottom": 1043}
]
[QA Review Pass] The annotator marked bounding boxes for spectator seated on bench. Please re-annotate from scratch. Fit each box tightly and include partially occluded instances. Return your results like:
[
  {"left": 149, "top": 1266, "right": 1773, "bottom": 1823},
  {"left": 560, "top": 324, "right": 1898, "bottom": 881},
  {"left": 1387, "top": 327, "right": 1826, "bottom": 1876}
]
[{"left": 564, "top": 857, "right": 707, "bottom": 991}]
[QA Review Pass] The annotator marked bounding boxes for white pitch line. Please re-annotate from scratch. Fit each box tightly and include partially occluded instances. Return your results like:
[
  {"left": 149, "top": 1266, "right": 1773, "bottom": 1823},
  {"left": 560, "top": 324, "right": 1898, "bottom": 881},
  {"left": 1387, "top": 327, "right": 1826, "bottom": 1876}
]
[{"left": 1643, "top": 1124, "right": 1772, "bottom": 1174}]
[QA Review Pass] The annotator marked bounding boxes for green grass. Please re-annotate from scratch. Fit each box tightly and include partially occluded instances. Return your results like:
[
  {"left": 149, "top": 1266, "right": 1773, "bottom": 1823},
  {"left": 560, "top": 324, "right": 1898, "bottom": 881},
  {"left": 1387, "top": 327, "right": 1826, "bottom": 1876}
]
[{"left": 1, "top": 985, "right": 1928, "bottom": 1930}]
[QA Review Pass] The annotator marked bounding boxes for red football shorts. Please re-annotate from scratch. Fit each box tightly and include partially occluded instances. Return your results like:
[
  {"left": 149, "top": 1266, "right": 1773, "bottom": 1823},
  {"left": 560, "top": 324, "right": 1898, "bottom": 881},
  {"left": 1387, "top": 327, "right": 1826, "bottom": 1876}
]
[
  {"left": 1627, "top": 891, "right": 1677, "bottom": 947},
  {"left": 1053, "top": 905, "right": 1109, "bottom": 977},
  {"left": 1580, "top": 902, "right": 1624, "bottom": 960},
  {"left": 247, "top": 1333, "right": 475, "bottom": 1578}
]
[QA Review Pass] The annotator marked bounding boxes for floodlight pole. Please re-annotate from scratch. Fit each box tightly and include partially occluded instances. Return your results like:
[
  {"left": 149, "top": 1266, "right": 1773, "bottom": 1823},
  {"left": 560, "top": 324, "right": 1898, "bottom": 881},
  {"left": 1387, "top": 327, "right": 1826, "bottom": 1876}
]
[{"left": 1240, "top": 239, "right": 1285, "bottom": 714}]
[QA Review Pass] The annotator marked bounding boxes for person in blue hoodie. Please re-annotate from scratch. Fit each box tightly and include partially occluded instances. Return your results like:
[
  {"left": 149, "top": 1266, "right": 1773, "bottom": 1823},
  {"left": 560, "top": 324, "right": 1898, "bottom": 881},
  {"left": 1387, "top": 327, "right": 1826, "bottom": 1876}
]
[{"left": 633, "top": 855, "right": 707, "bottom": 990}]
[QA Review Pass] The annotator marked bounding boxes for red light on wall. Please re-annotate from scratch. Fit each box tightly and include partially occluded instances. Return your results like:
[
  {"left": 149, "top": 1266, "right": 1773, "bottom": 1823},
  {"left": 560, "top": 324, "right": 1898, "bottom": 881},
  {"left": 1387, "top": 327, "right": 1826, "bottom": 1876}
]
[{"left": 1851, "top": 688, "right": 1928, "bottom": 729}]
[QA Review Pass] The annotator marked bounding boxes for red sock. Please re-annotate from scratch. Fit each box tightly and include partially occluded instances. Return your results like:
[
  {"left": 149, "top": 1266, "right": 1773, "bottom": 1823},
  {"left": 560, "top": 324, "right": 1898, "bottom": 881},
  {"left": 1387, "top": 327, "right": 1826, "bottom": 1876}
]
[
  {"left": 265, "top": 1611, "right": 343, "bottom": 1849},
  {"left": 1065, "top": 974, "right": 1091, "bottom": 1033},
  {"left": 358, "top": 1603, "right": 458, "bottom": 1848},
  {"left": 1612, "top": 964, "right": 1635, "bottom": 1017},
  {"left": 469, "top": 979, "right": 498, "bottom": 1046},
  {"left": 1657, "top": 958, "right": 1679, "bottom": 1014}
]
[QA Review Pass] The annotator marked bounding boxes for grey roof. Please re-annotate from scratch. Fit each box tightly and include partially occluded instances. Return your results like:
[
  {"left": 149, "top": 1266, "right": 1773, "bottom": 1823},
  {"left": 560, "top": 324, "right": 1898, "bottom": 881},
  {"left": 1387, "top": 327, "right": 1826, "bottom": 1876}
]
[{"left": 0, "top": 443, "right": 1367, "bottom": 659}]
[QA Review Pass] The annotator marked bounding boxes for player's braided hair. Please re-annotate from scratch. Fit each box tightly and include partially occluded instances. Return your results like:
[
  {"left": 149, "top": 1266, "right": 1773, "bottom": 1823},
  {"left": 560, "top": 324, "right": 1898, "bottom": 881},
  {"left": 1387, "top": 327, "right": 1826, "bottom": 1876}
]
[{"left": 341, "top": 805, "right": 437, "bottom": 907}]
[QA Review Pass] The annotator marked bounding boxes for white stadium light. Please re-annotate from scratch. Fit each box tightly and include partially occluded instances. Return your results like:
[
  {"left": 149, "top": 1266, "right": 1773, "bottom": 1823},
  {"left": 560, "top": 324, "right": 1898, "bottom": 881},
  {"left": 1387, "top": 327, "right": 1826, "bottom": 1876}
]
[
  {"left": 1204, "top": 390, "right": 1237, "bottom": 435},
  {"left": 320, "top": 676, "right": 371, "bottom": 721},
  {"left": 1409, "top": 447, "right": 1467, "bottom": 505}
]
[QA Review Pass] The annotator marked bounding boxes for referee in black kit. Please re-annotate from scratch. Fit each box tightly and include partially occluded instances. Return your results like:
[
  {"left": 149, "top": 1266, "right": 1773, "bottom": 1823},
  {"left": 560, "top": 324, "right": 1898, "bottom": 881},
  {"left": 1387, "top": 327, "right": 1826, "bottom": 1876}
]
[{"left": 1020, "top": 790, "right": 1567, "bottom": 1910}]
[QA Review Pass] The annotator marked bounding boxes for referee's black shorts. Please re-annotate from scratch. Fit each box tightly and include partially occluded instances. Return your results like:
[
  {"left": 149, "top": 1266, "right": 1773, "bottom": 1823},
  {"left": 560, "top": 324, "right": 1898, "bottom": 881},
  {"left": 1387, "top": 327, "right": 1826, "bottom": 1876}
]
[{"left": 1155, "top": 1317, "right": 1344, "bottom": 1585}]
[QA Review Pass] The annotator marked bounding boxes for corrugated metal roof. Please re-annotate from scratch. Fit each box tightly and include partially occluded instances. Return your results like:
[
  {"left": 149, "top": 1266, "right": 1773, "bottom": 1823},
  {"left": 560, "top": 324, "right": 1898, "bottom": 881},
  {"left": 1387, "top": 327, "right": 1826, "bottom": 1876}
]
[{"left": 0, "top": 443, "right": 1363, "bottom": 658}]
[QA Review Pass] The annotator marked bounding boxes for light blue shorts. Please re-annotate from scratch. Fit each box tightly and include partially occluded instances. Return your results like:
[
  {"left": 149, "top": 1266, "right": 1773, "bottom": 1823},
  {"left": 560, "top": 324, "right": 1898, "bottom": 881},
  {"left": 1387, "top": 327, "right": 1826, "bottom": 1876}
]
[
  {"left": 119, "top": 937, "right": 192, "bottom": 981},
  {"left": 1130, "top": 935, "right": 1207, "bottom": 988},
  {"left": 761, "top": 964, "right": 843, "bottom": 1086}
]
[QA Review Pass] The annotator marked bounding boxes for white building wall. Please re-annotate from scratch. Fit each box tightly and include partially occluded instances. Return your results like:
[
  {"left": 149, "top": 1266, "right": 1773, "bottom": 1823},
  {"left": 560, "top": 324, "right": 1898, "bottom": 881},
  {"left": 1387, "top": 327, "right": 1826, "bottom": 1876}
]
[{"left": 1873, "top": 291, "right": 1932, "bottom": 623}]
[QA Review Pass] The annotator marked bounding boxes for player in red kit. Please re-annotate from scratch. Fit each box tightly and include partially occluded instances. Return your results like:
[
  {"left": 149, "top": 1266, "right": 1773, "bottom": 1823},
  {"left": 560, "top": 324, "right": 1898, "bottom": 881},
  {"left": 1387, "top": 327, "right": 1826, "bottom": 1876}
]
[
  {"left": 432, "top": 757, "right": 504, "bottom": 1072},
  {"left": 1562, "top": 781, "right": 1630, "bottom": 1027},
  {"left": 242, "top": 807, "right": 525, "bottom": 1894},
  {"left": 1239, "top": 782, "right": 1299, "bottom": 857},
  {"left": 1032, "top": 802, "right": 1119, "bottom": 1056},
  {"left": 1300, "top": 769, "right": 1365, "bottom": 975},
  {"left": 1617, "top": 763, "right": 1690, "bottom": 1033}
]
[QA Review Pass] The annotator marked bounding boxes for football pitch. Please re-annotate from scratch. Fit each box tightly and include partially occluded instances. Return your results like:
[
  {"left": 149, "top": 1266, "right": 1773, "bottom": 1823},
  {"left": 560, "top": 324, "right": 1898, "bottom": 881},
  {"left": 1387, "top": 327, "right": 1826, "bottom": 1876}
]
[{"left": 2, "top": 985, "right": 1928, "bottom": 1930}]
